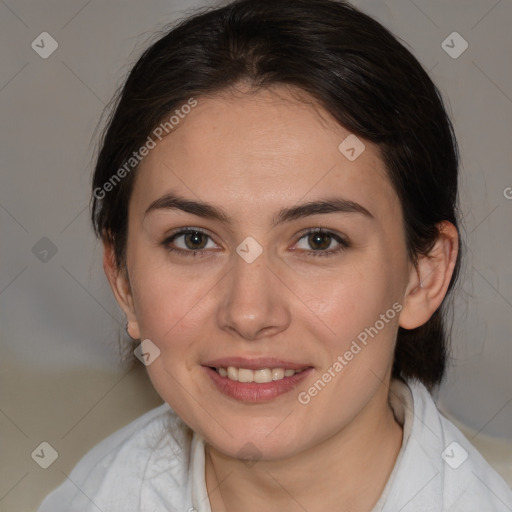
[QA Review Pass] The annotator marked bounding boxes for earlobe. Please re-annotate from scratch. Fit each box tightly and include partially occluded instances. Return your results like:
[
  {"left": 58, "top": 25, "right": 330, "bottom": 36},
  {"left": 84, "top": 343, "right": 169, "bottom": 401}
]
[
  {"left": 399, "top": 221, "right": 459, "bottom": 330},
  {"left": 102, "top": 241, "right": 141, "bottom": 340}
]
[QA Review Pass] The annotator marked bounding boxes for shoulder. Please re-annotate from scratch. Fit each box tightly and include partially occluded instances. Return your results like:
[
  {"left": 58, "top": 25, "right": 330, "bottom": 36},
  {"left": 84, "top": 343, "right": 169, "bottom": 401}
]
[
  {"left": 384, "top": 378, "right": 512, "bottom": 512},
  {"left": 37, "top": 403, "right": 194, "bottom": 512}
]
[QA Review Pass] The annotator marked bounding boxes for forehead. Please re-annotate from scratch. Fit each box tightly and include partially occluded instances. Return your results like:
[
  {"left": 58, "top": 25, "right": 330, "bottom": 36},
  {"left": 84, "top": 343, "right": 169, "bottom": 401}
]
[{"left": 131, "top": 86, "right": 399, "bottom": 223}]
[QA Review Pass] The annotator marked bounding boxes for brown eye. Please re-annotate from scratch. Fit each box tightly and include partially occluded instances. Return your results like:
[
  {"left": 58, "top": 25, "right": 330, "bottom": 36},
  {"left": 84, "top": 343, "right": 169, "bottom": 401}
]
[
  {"left": 182, "top": 231, "right": 208, "bottom": 250},
  {"left": 294, "top": 229, "right": 349, "bottom": 257},
  {"left": 162, "top": 228, "right": 218, "bottom": 256},
  {"left": 307, "top": 232, "right": 333, "bottom": 251}
]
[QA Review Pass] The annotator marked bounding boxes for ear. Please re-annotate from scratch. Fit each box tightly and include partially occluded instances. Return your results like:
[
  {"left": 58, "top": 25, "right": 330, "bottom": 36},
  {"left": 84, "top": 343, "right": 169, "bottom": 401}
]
[
  {"left": 102, "top": 240, "right": 141, "bottom": 340},
  {"left": 399, "top": 221, "right": 459, "bottom": 330}
]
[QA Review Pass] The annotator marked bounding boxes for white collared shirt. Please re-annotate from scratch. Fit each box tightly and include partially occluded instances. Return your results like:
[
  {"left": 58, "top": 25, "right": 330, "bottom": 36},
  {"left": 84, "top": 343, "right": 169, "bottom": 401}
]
[{"left": 37, "top": 379, "right": 512, "bottom": 511}]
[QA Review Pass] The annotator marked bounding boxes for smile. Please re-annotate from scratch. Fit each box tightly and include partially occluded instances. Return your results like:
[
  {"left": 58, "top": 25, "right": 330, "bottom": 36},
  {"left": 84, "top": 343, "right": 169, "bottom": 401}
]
[
  {"left": 214, "top": 366, "right": 306, "bottom": 383},
  {"left": 204, "top": 359, "right": 313, "bottom": 402}
]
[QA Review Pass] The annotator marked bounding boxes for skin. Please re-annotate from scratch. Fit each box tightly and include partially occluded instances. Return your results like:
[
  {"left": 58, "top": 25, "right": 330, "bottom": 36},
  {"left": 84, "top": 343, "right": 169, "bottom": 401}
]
[{"left": 104, "top": 84, "right": 459, "bottom": 511}]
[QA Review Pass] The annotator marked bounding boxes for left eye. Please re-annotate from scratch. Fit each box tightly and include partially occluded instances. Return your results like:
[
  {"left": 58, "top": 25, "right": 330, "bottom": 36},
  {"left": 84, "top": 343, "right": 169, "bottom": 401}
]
[{"left": 294, "top": 229, "right": 348, "bottom": 255}]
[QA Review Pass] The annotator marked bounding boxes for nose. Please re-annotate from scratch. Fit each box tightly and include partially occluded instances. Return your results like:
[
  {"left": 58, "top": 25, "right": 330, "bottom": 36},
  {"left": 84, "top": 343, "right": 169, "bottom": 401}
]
[{"left": 216, "top": 250, "right": 291, "bottom": 341}]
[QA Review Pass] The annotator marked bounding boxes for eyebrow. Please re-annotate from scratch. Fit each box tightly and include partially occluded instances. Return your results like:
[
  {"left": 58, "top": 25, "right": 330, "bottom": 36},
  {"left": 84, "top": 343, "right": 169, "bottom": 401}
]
[{"left": 144, "top": 193, "right": 374, "bottom": 225}]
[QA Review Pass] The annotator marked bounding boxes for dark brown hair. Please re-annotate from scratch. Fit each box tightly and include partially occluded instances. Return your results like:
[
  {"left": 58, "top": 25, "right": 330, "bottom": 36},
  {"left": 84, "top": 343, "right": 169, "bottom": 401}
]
[{"left": 91, "top": 0, "right": 462, "bottom": 390}]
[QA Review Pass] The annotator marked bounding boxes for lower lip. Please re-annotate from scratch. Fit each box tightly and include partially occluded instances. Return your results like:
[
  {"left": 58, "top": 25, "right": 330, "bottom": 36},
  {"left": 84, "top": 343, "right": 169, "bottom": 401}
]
[{"left": 204, "top": 366, "right": 313, "bottom": 403}]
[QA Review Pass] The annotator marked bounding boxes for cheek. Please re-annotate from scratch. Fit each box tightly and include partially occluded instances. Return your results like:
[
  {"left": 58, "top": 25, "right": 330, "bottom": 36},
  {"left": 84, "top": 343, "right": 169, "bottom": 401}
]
[
  {"left": 128, "top": 255, "right": 213, "bottom": 353},
  {"left": 302, "top": 254, "right": 402, "bottom": 336},
  {"left": 300, "top": 256, "right": 405, "bottom": 394},
  {"left": 128, "top": 263, "right": 212, "bottom": 421}
]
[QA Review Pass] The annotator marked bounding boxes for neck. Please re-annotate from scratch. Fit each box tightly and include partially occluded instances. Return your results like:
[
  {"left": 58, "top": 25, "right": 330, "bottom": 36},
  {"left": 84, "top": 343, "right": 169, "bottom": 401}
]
[{"left": 205, "top": 381, "right": 404, "bottom": 512}]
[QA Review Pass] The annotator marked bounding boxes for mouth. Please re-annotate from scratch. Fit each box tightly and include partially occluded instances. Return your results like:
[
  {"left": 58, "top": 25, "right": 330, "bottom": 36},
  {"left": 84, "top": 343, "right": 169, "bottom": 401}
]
[
  {"left": 212, "top": 366, "right": 306, "bottom": 383},
  {"left": 203, "top": 358, "right": 313, "bottom": 402}
]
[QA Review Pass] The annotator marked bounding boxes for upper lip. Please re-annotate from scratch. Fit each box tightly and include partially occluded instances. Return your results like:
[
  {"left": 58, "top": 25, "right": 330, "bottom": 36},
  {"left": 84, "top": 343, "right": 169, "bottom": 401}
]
[{"left": 203, "top": 357, "right": 311, "bottom": 371}]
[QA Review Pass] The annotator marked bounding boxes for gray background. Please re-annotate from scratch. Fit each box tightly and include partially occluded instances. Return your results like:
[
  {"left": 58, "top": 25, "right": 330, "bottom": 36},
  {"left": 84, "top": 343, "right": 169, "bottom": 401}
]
[{"left": 1, "top": 0, "right": 511, "bottom": 510}]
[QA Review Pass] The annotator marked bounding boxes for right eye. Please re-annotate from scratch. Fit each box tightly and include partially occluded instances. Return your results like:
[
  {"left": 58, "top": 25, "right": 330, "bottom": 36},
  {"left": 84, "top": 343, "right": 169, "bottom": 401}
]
[{"left": 162, "top": 228, "right": 219, "bottom": 257}]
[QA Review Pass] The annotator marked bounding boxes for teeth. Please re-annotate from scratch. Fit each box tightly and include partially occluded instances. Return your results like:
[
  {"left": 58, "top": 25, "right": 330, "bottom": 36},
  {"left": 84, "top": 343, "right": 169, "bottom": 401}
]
[
  {"left": 238, "top": 368, "right": 253, "bottom": 383},
  {"left": 216, "top": 366, "right": 303, "bottom": 383},
  {"left": 254, "top": 369, "right": 272, "bottom": 383},
  {"left": 272, "top": 368, "right": 284, "bottom": 380}
]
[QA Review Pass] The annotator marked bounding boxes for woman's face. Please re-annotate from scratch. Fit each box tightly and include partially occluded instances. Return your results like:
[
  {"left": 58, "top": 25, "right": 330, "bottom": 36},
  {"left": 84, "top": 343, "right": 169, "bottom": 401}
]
[{"left": 118, "top": 85, "right": 415, "bottom": 460}]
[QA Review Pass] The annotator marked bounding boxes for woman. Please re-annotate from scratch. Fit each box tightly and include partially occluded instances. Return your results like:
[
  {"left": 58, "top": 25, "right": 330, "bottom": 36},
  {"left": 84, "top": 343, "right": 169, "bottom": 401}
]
[{"left": 38, "top": 0, "right": 512, "bottom": 510}]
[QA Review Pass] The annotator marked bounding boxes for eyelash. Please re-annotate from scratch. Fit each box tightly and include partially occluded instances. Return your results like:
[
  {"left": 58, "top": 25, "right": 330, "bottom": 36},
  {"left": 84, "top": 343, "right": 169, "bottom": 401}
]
[{"left": 161, "top": 227, "right": 350, "bottom": 259}]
